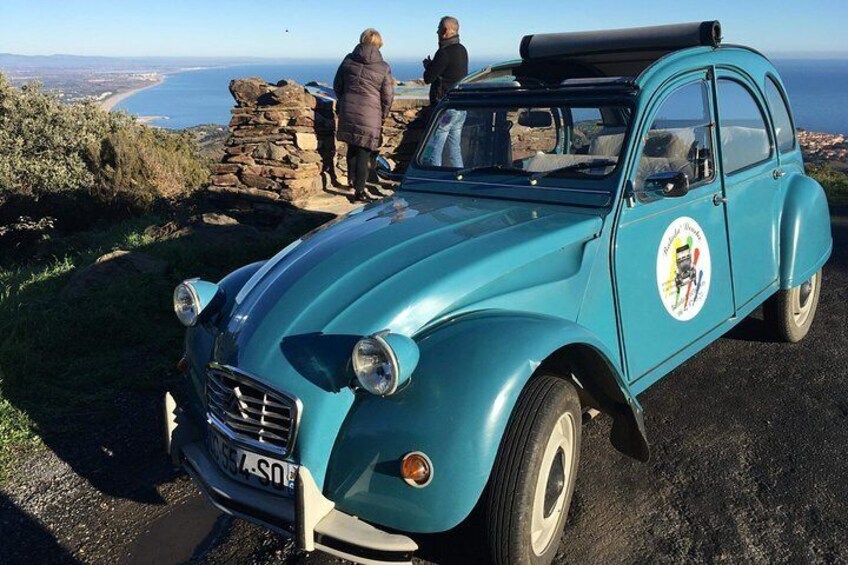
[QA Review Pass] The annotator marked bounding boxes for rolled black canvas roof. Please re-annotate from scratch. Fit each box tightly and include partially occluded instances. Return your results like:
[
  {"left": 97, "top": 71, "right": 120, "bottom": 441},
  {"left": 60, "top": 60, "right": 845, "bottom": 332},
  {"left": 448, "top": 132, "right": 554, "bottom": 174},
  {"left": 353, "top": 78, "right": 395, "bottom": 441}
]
[{"left": 520, "top": 21, "right": 721, "bottom": 61}]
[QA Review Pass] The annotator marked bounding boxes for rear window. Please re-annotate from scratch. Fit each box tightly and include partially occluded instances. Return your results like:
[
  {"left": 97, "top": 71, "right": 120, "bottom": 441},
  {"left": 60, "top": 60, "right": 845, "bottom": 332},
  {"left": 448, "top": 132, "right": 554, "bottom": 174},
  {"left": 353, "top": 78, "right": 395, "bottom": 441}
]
[{"left": 765, "top": 77, "right": 796, "bottom": 153}]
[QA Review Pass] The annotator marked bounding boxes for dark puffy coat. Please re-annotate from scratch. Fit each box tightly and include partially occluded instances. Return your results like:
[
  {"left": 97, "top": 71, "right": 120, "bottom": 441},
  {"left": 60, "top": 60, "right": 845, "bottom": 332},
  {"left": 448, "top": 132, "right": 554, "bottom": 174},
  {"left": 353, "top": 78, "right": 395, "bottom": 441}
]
[{"left": 333, "top": 44, "right": 394, "bottom": 151}]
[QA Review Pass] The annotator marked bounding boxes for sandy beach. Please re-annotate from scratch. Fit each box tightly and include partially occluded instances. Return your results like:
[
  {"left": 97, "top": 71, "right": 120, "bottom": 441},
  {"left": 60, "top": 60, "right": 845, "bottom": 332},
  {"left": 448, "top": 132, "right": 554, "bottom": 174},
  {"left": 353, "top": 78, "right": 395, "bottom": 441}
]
[{"left": 98, "top": 75, "right": 164, "bottom": 110}]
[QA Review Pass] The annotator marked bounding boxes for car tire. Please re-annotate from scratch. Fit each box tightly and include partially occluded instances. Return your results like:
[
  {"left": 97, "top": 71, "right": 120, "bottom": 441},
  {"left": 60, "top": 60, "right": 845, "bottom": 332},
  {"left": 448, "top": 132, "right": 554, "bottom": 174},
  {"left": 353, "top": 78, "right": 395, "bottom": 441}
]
[
  {"left": 764, "top": 269, "right": 822, "bottom": 343},
  {"left": 483, "top": 374, "right": 581, "bottom": 565}
]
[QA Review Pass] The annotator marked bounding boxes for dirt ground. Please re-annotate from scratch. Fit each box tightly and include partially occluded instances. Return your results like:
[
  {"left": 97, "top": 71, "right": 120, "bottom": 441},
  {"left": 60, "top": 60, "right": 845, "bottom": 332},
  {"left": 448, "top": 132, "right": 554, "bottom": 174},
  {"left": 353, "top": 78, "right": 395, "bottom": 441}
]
[{"left": 1, "top": 208, "right": 846, "bottom": 565}]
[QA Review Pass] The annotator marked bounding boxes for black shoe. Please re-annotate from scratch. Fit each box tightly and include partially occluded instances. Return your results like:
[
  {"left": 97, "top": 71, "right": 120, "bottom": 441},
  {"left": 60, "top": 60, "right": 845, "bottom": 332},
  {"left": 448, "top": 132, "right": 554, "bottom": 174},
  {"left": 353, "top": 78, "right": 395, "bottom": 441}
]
[{"left": 367, "top": 186, "right": 388, "bottom": 198}]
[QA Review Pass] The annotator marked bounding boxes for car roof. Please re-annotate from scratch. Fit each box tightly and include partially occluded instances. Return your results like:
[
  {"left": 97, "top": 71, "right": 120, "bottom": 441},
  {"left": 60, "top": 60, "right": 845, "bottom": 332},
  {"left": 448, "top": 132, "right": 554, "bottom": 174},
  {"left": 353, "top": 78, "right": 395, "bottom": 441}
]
[
  {"left": 455, "top": 45, "right": 781, "bottom": 101},
  {"left": 456, "top": 22, "right": 784, "bottom": 99}
]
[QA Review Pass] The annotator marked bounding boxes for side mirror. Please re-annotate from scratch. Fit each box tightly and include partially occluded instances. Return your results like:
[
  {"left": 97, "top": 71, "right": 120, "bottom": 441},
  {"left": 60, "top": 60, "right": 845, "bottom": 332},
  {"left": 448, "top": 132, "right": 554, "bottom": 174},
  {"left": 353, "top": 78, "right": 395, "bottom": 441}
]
[
  {"left": 375, "top": 155, "right": 403, "bottom": 182},
  {"left": 517, "top": 110, "right": 553, "bottom": 128},
  {"left": 643, "top": 171, "right": 689, "bottom": 197}
]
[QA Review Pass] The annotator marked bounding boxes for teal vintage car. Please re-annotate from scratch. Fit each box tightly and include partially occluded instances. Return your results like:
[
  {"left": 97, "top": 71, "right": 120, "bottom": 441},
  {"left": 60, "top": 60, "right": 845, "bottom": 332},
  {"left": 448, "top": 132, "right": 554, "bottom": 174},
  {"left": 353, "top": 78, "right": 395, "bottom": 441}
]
[{"left": 164, "top": 21, "right": 832, "bottom": 565}]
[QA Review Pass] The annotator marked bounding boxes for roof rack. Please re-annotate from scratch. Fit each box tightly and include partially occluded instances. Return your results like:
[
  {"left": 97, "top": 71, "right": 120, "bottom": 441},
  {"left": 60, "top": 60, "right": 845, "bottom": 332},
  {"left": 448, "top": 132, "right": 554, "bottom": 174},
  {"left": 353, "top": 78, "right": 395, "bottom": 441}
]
[
  {"left": 447, "top": 76, "right": 638, "bottom": 99},
  {"left": 454, "top": 80, "right": 524, "bottom": 91},
  {"left": 450, "top": 22, "right": 722, "bottom": 96},
  {"left": 559, "top": 77, "right": 636, "bottom": 87}
]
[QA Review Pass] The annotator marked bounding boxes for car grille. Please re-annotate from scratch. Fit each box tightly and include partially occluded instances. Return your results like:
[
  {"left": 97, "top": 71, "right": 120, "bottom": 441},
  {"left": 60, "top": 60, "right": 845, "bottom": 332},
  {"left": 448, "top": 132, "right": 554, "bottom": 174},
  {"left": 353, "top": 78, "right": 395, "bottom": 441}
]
[{"left": 206, "top": 365, "right": 299, "bottom": 456}]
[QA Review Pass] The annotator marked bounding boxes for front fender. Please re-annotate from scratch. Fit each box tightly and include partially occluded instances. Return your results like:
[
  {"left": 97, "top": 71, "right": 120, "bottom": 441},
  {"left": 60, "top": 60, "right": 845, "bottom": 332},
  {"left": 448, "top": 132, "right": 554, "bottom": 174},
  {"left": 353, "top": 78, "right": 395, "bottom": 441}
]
[
  {"left": 323, "top": 310, "right": 635, "bottom": 534},
  {"left": 183, "top": 261, "right": 268, "bottom": 412},
  {"left": 779, "top": 174, "right": 832, "bottom": 288}
]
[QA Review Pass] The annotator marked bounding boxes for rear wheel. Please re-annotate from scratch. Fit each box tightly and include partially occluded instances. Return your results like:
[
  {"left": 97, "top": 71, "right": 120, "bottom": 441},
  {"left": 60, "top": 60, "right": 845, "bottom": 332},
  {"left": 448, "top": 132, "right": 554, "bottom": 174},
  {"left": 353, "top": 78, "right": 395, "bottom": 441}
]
[
  {"left": 483, "top": 374, "right": 581, "bottom": 565},
  {"left": 764, "top": 269, "right": 822, "bottom": 343}
]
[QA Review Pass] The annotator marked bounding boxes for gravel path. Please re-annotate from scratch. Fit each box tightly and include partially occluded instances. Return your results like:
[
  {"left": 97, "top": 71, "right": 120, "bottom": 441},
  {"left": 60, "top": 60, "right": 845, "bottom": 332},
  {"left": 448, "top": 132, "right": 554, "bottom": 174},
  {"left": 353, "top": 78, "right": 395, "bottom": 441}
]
[{"left": 1, "top": 209, "right": 846, "bottom": 565}]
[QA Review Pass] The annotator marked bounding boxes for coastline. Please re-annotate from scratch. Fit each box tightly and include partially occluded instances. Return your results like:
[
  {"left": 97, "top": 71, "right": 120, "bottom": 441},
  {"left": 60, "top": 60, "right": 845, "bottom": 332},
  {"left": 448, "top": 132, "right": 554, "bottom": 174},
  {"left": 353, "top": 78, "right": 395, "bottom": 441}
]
[{"left": 98, "top": 75, "right": 164, "bottom": 111}]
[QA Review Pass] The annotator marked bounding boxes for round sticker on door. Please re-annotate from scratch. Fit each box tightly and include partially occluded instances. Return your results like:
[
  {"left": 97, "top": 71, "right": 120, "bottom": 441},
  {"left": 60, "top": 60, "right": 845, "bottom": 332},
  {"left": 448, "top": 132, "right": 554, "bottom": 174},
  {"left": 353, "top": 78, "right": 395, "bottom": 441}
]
[{"left": 656, "top": 217, "right": 711, "bottom": 321}]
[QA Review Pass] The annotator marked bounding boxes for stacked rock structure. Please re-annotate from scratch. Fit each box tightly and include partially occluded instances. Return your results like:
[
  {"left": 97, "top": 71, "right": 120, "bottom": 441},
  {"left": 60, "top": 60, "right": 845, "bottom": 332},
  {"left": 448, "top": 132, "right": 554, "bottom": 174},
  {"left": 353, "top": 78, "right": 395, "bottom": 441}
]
[
  {"left": 208, "top": 79, "right": 330, "bottom": 210},
  {"left": 208, "top": 78, "right": 428, "bottom": 212}
]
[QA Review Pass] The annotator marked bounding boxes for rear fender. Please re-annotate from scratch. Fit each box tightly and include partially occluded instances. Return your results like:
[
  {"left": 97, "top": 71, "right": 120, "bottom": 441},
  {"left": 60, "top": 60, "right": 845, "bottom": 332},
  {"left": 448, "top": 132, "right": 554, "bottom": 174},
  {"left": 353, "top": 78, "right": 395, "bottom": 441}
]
[
  {"left": 323, "top": 310, "right": 644, "bottom": 534},
  {"left": 779, "top": 175, "right": 832, "bottom": 288}
]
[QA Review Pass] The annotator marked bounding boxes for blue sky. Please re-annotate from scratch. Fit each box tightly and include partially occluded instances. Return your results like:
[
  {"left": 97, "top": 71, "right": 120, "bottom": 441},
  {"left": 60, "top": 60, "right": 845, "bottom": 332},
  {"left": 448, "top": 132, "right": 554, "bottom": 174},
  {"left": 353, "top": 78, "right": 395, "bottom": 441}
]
[{"left": 1, "top": 0, "right": 846, "bottom": 60}]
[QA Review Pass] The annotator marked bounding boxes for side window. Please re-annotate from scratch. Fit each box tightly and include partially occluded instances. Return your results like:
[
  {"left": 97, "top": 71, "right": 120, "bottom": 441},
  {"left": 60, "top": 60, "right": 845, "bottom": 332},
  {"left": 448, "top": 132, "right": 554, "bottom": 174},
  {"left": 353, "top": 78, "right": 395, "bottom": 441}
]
[
  {"left": 635, "top": 81, "right": 714, "bottom": 195},
  {"left": 717, "top": 79, "right": 772, "bottom": 174},
  {"left": 765, "top": 77, "right": 796, "bottom": 153}
]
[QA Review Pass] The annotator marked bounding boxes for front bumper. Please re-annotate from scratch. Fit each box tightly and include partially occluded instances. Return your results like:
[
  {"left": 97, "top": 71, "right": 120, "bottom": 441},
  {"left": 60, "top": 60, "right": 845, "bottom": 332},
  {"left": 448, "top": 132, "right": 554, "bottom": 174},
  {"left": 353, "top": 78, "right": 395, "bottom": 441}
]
[{"left": 164, "top": 392, "right": 417, "bottom": 565}]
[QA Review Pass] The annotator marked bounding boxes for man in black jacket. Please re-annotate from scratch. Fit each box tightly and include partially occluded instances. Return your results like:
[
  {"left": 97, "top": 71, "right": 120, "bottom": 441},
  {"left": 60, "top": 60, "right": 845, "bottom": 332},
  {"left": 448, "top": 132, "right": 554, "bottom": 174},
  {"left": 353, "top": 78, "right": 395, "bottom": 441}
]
[
  {"left": 421, "top": 16, "right": 468, "bottom": 167},
  {"left": 423, "top": 16, "right": 468, "bottom": 104}
]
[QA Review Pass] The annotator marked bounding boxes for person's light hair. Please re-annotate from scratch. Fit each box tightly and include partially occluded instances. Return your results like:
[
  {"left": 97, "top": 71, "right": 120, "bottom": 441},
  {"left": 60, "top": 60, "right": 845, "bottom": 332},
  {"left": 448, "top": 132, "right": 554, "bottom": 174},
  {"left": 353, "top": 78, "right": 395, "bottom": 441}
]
[
  {"left": 360, "top": 28, "right": 384, "bottom": 48},
  {"left": 439, "top": 16, "right": 459, "bottom": 36}
]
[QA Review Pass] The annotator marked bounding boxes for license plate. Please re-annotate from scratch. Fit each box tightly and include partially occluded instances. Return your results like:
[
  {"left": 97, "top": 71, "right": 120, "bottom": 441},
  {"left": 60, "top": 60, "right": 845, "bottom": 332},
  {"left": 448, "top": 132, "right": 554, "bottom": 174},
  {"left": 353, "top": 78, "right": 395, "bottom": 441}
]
[{"left": 206, "top": 427, "right": 298, "bottom": 496}]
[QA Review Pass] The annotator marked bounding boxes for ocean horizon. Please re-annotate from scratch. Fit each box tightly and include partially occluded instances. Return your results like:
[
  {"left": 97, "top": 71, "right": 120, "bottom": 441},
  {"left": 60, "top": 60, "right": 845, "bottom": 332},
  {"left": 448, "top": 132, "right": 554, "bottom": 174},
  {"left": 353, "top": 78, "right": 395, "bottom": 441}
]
[{"left": 115, "top": 58, "right": 848, "bottom": 136}]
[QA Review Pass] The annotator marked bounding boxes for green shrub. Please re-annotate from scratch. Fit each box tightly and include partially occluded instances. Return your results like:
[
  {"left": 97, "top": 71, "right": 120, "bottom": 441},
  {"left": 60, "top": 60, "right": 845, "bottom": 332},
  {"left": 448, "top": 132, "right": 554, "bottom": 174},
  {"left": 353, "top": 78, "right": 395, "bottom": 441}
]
[
  {"left": 0, "top": 72, "right": 208, "bottom": 209},
  {"left": 87, "top": 125, "right": 210, "bottom": 208},
  {"left": 807, "top": 164, "right": 848, "bottom": 205}
]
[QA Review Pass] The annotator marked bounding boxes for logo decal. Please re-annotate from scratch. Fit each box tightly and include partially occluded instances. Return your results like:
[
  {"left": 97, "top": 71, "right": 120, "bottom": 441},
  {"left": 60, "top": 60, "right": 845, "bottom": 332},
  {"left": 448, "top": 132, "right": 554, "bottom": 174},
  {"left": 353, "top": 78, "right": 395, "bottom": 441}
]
[{"left": 656, "top": 217, "right": 711, "bottom": 321}]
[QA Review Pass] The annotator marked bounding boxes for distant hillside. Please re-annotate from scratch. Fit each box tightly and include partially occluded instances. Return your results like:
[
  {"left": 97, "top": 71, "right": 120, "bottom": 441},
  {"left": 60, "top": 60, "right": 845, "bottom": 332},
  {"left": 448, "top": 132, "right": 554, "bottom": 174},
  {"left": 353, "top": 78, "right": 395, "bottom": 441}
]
[{"left": 0, "top": 53, "right": 334, "bottom": 72}]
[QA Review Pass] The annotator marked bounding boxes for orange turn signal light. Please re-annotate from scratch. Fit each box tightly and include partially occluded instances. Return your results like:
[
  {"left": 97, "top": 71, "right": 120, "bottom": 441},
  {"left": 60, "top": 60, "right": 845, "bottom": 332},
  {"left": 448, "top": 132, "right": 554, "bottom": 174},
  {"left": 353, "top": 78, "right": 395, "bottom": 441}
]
[{"left": 401, "top": 452, "right": 433, "bottom": 487}]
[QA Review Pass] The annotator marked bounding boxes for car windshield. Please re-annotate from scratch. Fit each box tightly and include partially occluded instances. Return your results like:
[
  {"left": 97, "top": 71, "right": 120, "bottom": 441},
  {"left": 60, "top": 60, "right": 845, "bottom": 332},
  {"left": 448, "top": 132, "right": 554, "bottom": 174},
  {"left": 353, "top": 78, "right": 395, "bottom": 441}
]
[{"left": 416, "top": 103, "right": 633, "bottom": 180}]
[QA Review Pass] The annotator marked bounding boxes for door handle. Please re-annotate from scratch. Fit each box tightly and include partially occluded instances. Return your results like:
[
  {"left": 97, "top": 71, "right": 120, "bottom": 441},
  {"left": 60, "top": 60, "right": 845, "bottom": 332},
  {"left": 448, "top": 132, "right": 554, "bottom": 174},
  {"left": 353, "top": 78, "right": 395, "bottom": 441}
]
[
  {"left": 773, "top": 168, "right": 786, "bottom": 180},
  {"left": 712, "top": 193, "right": 727, "bottom": 206}
]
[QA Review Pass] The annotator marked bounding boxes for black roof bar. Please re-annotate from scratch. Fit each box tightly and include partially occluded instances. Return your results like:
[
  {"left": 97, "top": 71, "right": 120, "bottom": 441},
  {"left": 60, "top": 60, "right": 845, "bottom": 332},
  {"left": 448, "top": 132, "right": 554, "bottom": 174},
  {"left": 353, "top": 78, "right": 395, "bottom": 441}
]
[{"left": 520, "top": 21, "right": 721, "bottom": 61}]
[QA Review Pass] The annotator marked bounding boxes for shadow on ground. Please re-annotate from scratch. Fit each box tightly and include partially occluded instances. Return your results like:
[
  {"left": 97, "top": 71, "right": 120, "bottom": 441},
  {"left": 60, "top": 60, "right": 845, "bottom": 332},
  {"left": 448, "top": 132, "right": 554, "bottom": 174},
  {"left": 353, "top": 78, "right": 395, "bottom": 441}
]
[
  {"left": 0, "top": 205, "right": 334, "bottom": 506},
  {"left": 0, "top": 491, "right": 79, "bottom": 564}
]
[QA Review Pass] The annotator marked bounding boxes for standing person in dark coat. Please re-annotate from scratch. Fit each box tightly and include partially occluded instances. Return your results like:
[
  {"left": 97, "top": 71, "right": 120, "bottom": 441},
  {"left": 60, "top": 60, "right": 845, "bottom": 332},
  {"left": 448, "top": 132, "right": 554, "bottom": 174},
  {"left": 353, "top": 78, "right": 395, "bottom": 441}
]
[
  {"left": 334, "top": 29, "right": 394, "bottom": 201},
  {"left": 421, "top": 17, "right": 469, "bottom": 167},
  {"left": 423, "top": 16, "right": 468, "bottom": 105}
]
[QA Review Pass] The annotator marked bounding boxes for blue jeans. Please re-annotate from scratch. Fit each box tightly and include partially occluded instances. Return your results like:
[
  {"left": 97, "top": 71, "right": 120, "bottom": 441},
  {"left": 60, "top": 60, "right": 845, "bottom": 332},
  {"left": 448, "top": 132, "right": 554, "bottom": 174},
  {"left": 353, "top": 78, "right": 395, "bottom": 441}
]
[{"left": 422, "top": 109, "right": 466, "bottom": 168}]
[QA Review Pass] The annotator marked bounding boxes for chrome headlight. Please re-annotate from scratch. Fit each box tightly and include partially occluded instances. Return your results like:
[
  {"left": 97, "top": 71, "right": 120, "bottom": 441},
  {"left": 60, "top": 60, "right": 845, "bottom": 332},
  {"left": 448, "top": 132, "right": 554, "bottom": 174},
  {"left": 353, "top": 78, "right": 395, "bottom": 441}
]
[
  {"left": 352, "top": 332, "right": 419, "bottom": 396},
  {"left": 173, "top": 279, "right": 222, "bottom": 327}
]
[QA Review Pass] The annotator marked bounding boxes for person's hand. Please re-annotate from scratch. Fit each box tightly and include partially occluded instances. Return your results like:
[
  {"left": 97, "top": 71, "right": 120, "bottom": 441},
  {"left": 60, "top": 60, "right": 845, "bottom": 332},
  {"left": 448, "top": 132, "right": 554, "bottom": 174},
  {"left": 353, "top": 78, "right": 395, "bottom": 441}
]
[{"left": 422, "top": 56, "right": 432, "bottom": 69}]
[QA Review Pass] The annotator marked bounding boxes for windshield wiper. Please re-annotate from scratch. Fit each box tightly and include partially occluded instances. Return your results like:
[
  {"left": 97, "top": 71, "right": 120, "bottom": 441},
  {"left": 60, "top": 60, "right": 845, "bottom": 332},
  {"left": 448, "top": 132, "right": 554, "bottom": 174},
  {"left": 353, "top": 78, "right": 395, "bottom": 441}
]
[
  {"left": 529, "top": 159, "right": 618, "bottom": 183},
  {"left": 454, "top": 164, "right": 524, "bottom": 180}
]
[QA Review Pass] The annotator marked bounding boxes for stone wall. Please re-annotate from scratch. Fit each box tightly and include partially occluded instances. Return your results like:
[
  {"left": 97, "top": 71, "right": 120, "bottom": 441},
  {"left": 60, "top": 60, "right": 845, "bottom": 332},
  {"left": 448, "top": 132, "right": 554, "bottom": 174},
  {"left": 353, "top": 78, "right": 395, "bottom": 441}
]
[{"left": 208, "top": 78, "right": 428, "bottom": 210}]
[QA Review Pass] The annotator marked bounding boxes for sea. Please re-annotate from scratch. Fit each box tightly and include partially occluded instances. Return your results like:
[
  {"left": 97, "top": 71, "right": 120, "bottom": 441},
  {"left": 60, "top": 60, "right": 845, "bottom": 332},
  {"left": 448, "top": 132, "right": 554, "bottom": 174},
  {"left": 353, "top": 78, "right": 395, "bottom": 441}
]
[{"left": 116, "top": 59, "right": 848, "bottom": 135}]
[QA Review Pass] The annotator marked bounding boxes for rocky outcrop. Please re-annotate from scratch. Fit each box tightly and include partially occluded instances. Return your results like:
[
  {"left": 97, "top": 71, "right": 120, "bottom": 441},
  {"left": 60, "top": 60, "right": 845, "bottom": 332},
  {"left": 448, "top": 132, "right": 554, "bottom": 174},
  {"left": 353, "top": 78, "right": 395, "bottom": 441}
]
[
  {"left": 62, "top": 250, "right": 169, "bottom": 297},
  {"left": 208, "top": 78, "right": 428, "bottom": 211},
  {"left": 143, "top": 213, "right": 262, "bottom": 246}
]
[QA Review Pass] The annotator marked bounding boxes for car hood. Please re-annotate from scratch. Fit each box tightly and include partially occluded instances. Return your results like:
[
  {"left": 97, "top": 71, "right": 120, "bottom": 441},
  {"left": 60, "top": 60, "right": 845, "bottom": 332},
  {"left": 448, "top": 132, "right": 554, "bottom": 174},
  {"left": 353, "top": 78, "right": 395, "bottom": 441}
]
[
  {"left": 215, "top": 190, "right": 600, "bottom": 359},
  {"left": 199, "top": 190, "right": 604, "bottom": 483}
]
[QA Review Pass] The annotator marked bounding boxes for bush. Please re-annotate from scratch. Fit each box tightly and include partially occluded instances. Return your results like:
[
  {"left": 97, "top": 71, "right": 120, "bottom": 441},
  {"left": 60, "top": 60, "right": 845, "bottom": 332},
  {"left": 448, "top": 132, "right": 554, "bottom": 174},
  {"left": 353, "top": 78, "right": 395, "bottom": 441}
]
[
  {"left": 807, "top": 164, "right": 848, "bottom": 205},
  {"left": 86, "top": 125, "right": 210, "bottom": 208},
  {"left": 0, "top": 72, "right": 209, "bottom": 210}
]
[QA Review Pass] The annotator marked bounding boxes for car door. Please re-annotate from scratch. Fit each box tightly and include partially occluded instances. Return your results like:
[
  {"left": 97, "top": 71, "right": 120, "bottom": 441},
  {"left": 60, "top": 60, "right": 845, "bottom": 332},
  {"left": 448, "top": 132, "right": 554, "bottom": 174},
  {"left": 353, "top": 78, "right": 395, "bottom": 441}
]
[
  {"left": 614, "top": 72, "right": 735, "bottom": 384},
  {"left": 714, "top": 73, "right": 781, "bottom": 308}
]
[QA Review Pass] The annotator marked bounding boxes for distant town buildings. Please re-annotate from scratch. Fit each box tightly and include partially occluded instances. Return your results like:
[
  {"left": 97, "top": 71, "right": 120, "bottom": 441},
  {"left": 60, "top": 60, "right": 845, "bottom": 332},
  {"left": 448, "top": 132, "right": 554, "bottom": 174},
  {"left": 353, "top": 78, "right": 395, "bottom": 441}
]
[{"left": 798, "top": 130, "right": 848, "bottom": 164}]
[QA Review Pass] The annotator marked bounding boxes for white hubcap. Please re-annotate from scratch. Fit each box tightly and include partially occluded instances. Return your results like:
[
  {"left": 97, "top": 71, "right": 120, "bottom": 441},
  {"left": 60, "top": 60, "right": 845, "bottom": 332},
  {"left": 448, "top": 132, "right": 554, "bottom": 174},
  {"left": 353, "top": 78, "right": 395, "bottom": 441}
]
[
  {"left": 791, "top": 272, "right": 817, "bottom": 327},
  {"left": 530, "top": 412, "right": 576, "bottom": 556}
]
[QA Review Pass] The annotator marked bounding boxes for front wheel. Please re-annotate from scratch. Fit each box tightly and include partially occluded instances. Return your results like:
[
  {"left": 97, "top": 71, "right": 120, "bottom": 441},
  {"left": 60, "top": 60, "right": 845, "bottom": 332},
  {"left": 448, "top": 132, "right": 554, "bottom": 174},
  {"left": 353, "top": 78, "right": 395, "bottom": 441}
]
[
  {"left": 764, "top": 269, "right": 822, "bottom": 343},
  {"left": 483, "top": 374, "right": 581, "bottom": 565}
]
